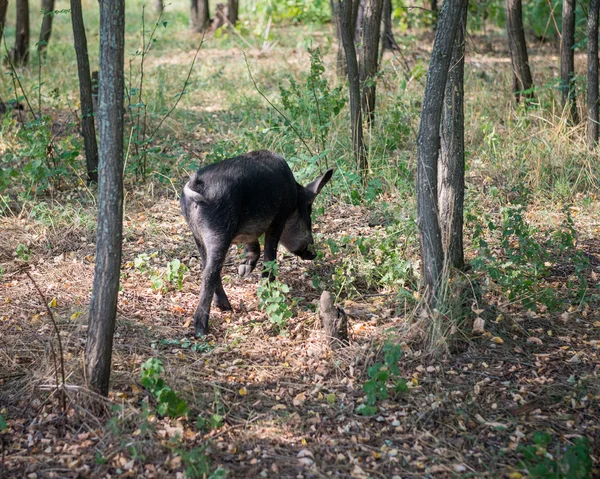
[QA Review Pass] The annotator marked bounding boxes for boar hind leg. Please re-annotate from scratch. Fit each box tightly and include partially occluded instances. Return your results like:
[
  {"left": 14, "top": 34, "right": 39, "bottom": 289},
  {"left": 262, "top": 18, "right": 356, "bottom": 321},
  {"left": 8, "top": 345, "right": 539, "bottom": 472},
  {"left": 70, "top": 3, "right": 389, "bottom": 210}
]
[
  {"left": 193, "top": 237, "right": 231, "bottom": 311},
  {"left": 193, "top": 243, "right": 230, "bottom": 337},
  {"left": 238, "top": 241, "right": 260, "bottom": 277}
]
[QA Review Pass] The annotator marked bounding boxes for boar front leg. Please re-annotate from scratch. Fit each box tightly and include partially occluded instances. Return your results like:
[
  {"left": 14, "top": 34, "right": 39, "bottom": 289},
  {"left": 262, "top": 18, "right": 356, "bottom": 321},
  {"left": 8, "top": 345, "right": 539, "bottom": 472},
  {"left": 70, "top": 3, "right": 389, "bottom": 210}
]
[
  {"left": 194, "top": 238, "right": 231, "bottom": 311},
  {"left": 262, "top": 223, "right": 285, "bottom": 281},
  {"left": 238, "top": 241, "right": 260, "bottom": 277}
]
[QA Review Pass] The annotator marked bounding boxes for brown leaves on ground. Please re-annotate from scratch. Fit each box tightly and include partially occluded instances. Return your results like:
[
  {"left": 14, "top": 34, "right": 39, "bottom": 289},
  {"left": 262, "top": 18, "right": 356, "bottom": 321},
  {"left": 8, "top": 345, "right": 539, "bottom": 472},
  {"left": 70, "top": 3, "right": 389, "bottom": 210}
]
[{"left": 1, "top": 194, "right": 599, "bottom": 478}]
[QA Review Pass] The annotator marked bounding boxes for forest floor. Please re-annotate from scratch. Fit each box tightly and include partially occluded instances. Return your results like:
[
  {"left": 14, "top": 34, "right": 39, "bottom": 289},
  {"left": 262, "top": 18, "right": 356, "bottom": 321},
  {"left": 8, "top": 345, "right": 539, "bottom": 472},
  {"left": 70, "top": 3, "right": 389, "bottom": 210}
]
[
  {"left": 1, "top": 188, "right": 599, "bottom": 478},
  {"left": 1, "top": 5, "right": 600, "bottom": 477}
]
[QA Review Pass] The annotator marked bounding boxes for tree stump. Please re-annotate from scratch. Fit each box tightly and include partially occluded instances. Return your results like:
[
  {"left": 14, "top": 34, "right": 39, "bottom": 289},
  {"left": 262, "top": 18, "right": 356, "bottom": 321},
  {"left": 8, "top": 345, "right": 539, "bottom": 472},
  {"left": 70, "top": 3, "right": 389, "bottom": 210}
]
[{"left": 319, "top": 291, "right": 348, "bottom": 349}]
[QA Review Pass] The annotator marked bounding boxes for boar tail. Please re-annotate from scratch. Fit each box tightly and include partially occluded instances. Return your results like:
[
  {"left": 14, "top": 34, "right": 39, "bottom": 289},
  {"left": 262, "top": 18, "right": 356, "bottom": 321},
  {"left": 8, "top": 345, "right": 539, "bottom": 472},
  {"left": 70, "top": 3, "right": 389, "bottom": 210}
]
[{"left": 183, "top": 172, "right": 204, "bottom": 203}]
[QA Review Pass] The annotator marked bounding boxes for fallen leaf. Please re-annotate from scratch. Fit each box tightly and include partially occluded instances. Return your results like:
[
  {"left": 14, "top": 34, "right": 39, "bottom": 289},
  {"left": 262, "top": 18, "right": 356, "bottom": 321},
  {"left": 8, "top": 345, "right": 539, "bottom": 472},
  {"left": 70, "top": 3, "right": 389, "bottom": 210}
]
[
  {"left": 293, "top": 392, "right": 307, "bottom": 406},
  {"left": 472, "top": 317, "right": 485, "bottom": 334}
]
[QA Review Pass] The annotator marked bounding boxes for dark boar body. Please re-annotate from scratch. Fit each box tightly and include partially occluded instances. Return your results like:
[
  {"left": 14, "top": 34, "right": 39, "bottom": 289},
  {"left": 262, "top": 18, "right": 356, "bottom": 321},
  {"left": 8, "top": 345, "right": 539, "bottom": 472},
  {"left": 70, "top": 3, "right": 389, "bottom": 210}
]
[{"left": 181, "top": 150, "right": 333, "bottom": 337}]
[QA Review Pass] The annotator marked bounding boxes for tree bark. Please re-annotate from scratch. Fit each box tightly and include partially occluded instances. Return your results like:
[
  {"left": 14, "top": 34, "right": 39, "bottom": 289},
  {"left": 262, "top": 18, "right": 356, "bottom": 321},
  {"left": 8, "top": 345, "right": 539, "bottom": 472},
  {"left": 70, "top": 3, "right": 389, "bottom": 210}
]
[
  {"left": 13, "top": 0, "right": 30, "bottom": 66},
  {"left": 339, "top": 0, "right": 368, "bottom": 174},
  {"left": 439, "top": 1, "right": 467, "bottom": 271},
  {"left": 382, "top": 0, "right": 399, "bottom": 51},
  {"left": 227, "top": 0, "right": 239, "bottom": 25},
  {"left": 331, "top": 0, "right": 347, "bottom": 76},
  {"left": 588, "top": 0, "right": 599, "bottom": 147},
  {"left": 155, "top": 0, "right": 163, "bottom": 13},
  {"left": 0, "top": 0, "right": 9, "bottom": 48},
  {"left": 505, "top": 0, "right": 534, "bottom": 103},
  {"left": 417, "top": 0, "right": 465, "bottom": 303},
  {"left": 71, "top": 0, "right": 98, "bottom": 184},
  {"left": 354, "top": 0, "right": 363, "bottom": 43},
  {"left": 359, "top": 0, "right": 384, "bottom": 125},
  {"left": 191, "top": 0, "right": 210, "bottom": 32},
  {"left": 38, "top": 0, "right": 55, "bottom": 52},
  {"left": 561, "top": 0, "right": 578, "bottom": 123},
  {"left": 86, "top": 0, "right": 125, "bottom": 396}
]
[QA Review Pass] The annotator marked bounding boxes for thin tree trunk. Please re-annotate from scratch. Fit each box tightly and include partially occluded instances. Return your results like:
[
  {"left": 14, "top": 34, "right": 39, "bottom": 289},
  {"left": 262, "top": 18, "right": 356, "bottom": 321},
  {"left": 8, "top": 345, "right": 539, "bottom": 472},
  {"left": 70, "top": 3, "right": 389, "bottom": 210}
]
[
  {"left": 155, "top": 0, "right": 163, "bottom": 13},
  {"left": 191, "top": 0, "right": 210, "bottom": 32},
  {"left": 359, "top": 0, "right": 384, "bottom": 125},
  {"left": 0, "top": 0, "right": 9, "bottom": 48},
  {"left": 505, "top": 0, "right": 534, "bottom": 102},
  {"left": 71, "top": 0, "right": 98, "bottom": 184},
  {"left": 382, "top": 0, "right": 399, "bottom": 51},
  {"left": 38, "top": 0, "right": 55, "bottom": 52},
  {"left": 227, "top": 0, "right": 239, "bottom": 25},
  {"left": 439, "top": 1, "right": 467, "bottom": 271},
  {"left": 331, "top": 0, "right": 347, "bottom": 76},
  {"left": 86, "top": 0, "right": 125, "bottom": 396},
  {"left": 354, "top": 0, "right": 363, "bottom": 42},
  {"left": 588, "top": 0, "right": 599, "bottom": 147},
  {"left": 417, "top": 0, "right": 466, "bottom": 303},
  {"left": 561, "top": 0, "right": 578, "bottom": 123},
  {"left": 13, "top": 0, "right": 30, "bottom": 66},
  {"left": 339, "top": 0, "right": 368, "bottom": 175}
]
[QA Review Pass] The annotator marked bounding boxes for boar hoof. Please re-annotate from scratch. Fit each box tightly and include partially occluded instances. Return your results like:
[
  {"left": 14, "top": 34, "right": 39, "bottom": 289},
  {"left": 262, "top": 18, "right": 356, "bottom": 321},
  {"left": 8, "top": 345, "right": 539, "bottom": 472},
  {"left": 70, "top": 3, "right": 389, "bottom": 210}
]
[
  {"left": 194, "top": 324, "right": 208, "bottom": 337},
  {"left": 238, "top": 264, "right": 254, "bottom": 277},
  {"left": 214, "top": 295, "right": 232, "bottom": 311}
]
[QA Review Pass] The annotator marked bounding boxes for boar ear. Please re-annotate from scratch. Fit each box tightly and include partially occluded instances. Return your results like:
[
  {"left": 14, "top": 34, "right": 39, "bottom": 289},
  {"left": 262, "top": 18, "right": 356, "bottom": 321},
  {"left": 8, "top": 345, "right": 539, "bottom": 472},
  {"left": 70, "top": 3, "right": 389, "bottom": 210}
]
[{"left": 305, "top": 169, "right": 334, "bottom": 198}]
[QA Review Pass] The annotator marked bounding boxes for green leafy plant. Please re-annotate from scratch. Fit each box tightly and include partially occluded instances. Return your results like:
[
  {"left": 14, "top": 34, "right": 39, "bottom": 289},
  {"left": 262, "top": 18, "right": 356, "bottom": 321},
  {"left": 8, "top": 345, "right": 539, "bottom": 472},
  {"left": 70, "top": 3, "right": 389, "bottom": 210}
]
[
  {"left": 134, "top": 254, "right": 188, "bottom": 292},
  {"left": 157, "top": 338, "right": 215, "bottom": 353},
  {"left": 257, "top": 261, "right": 293, "bottom": 332},
  {"left": 165, "top": 259, "right": 188, "bottom": 290},
  {"left": 140, "top": 358, "right": 189, "bottom": 418},
  {"left": 174, "top": 443, "right": 228, "bottom": 479},
  {"left": 357, "top": 342, "right": 408, "bottom": 416},
  {"left": 0, "top": 414, "right": 7, "bottom": 431},
  {"left": 518, "top": 432, "right": 592, "bottom": 479},
  {"left": 196, "top": 413, "right": 224, "bottom": 432},
  {"left": 16, "top": 244, "right": 30, "bottom": 261},
  {"left": 471, "top": 204, "right": 589, "bottom": 311},
  {"left": 278, "top": 48, "right": 345, "bottom": 156}
]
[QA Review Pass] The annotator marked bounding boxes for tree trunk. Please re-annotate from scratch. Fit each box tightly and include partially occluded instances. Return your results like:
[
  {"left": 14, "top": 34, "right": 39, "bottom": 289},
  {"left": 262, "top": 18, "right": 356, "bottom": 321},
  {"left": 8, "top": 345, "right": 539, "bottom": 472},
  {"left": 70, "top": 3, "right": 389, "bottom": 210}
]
[
  {"left": 86, "top": 0, "right": 125, "bottom": 397},
  {"left": 339, "top": 0, "right": 368, "bottom": 175},
  {"left": 331, "top": 0, "right": 347, "bottom": 76},
  {"left": 38, "top": 0, "right": 55, "bottom": 52},
  {"left": 439, "top": 1, "right": 467, "bottom": 271},
  {"left": 417, "top": 0, "right": 465, "bottom": 303},
  {"left": 588, "top": 0, "right": 599, "bottom": 147},
  {"left": 13, "top": 0, "right": 30, "bottom": 66},
  {"left": 359, "top": 0, "right": 384, "bottom": 125},
  {"left": 0, "top": 0, "right": 9, "bottom": 48},
  {"left": 71, "top": 0, "right": 98, "bottom": 184},
  {"left": 561, "top": 0, "right": 578, "bottom": 123},
  {"left": 354, "top": 0, "right": 363, "bottom": 43},
  {"left": 155, "top": 0, "right": 163, "bottom": 13},
  {"left": 227, "top": 0, "right": 239, "bottom": 25},
  {"left": 382, "top": 0, "right": 399, "bottom": 51},
  {"left": 505, "top": 0, "right": 534, "bottom": 103},
  {"left": 191, "top": 0, "right": 210, "bottom": 32}
]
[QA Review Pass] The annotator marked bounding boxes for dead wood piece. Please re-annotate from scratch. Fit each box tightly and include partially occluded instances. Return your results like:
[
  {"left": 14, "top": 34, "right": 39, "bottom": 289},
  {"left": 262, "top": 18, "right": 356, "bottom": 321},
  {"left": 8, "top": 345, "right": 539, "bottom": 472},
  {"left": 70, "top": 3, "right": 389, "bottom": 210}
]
[{"left": 319, "top": 291, "right": 348, "bottom": 348}]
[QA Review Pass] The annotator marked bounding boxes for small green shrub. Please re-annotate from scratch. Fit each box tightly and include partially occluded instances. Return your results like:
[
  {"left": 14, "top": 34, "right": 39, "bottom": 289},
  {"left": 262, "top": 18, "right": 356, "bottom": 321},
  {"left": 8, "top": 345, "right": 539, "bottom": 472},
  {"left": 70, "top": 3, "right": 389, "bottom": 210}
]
[
  {"left": 277, "top": 47, "right": 345, "bottom": 158},
  {"left": 518, "top": 432, "right": 592, "bottom": 479},
  {"left": 471, "top": 204, "right": 589, "bottom": 311},
  {"left": 357, "top": 342, "right": 408, "bottom": 416},
  {"left": 257, "top": 261, "right": 293, "bottom": 333},
  {"left": 16, "top": 244, "right": 30, "bottom": 261},
  {"left": 140, "top": 358, "right": 189, "bottom": 419},
  {"left": 165, "top": 259, "right": 188, "bottom": 291}
]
